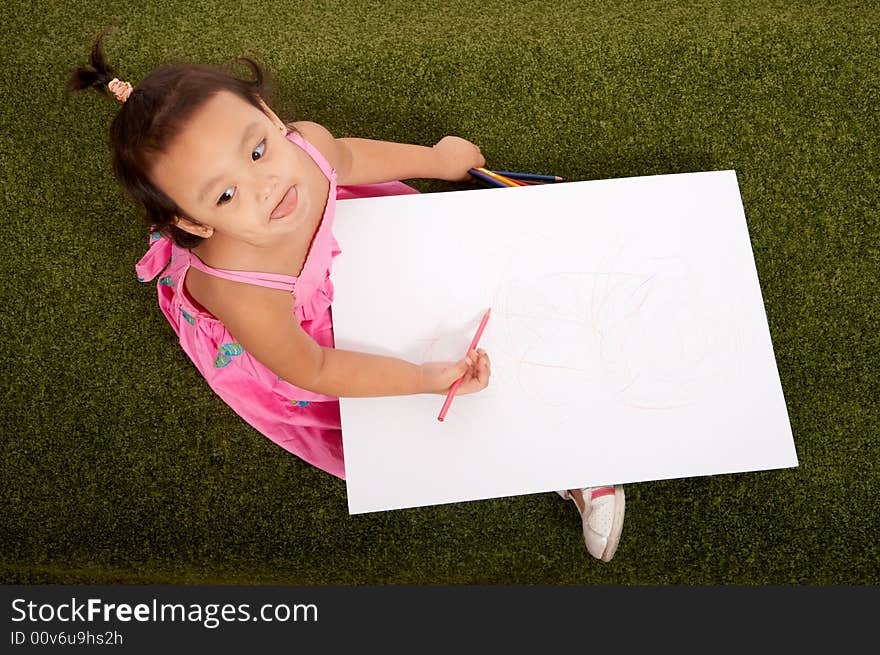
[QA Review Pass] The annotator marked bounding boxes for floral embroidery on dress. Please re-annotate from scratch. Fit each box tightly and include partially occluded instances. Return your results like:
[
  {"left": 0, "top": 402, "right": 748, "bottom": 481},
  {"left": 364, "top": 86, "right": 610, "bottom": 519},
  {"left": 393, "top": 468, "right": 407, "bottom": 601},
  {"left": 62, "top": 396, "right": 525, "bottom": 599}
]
[
  {"left": 291, "top": 400, "right": 311, "bottom": 409},
  {"left": 180, "top": 307, "right": 196, "bottom": 325},
  {"left": 159, "top": 275, "right": 175, "bottom": 287},
  {"left": 214, "top": 342, "right": 244, "bottom": 368}
]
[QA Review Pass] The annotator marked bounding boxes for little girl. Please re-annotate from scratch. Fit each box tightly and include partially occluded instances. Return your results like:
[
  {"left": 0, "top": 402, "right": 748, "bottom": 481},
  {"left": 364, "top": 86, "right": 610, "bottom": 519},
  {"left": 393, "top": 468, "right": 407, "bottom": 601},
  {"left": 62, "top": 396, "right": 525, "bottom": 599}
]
[{"left": 66, "top": 30, "right": 626, "bottom": 562}]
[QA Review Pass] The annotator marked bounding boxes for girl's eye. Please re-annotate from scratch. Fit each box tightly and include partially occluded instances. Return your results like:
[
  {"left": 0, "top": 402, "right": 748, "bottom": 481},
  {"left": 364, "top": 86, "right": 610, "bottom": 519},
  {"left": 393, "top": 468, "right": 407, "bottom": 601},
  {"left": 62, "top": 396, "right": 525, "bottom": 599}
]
[
  {"left": 215, "top": 139, "right": 267, "bottom": 206},
  {"left": 217, "top": 187, "right": 234, "bottom": 205}
]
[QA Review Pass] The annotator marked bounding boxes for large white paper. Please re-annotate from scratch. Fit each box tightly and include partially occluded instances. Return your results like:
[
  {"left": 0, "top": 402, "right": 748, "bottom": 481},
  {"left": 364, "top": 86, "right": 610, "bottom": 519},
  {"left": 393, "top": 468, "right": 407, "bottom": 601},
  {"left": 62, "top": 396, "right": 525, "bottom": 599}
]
[{"left": 331, "top": 170, "right": 797, "bottom": 514}]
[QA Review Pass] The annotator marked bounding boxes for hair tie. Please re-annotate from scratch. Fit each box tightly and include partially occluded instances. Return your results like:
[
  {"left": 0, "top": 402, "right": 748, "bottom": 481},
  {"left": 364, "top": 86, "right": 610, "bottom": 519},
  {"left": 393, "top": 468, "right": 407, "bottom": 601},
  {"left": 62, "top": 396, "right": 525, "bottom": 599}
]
[{"left": 108, "top": 77, "right": 134, "bottom": 103}]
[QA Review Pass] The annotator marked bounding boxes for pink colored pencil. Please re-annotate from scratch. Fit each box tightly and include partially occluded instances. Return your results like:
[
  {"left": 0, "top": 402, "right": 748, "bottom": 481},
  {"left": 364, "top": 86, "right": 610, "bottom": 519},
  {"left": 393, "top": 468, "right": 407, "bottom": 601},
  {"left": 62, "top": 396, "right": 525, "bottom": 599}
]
[{"left": 438, "top": 308, "right": 492, "bottom": 422}]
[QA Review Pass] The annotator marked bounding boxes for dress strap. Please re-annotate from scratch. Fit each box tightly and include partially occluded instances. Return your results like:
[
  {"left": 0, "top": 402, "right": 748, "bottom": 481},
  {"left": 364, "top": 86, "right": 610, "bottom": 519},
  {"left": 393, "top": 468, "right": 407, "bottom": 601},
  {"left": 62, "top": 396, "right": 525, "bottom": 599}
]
[
  {"left": 185, "top": 250, "right": 297, "bottom": 292},
  {"left": 287, "top": 130, "right": 336, "bottom": 181}
]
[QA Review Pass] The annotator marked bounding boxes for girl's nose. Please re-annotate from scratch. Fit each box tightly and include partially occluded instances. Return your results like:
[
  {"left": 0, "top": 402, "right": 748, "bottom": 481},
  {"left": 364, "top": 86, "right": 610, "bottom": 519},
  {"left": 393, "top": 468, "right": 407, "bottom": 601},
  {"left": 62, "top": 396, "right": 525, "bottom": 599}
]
[{"left": 261, "top": 176, "right": 279, "bottom": 204}]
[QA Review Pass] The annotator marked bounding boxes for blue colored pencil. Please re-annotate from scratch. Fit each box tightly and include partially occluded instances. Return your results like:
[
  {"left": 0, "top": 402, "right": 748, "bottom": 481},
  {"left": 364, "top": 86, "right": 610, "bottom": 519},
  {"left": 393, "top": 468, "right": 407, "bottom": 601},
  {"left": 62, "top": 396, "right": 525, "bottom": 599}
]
[
  {"left": 468, "top": 168, "right": 510, "bottom": 188},
  {"left": 491, "top": 170, "right": 563, "bottom": 183}
]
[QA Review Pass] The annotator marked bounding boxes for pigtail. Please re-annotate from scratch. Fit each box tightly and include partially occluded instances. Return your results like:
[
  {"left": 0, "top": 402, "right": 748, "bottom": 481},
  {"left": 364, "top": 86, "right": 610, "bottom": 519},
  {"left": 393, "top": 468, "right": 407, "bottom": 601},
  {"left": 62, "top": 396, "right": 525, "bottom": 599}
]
[{"left": 64, "top": 27, "right": 119, "bottom": 99}]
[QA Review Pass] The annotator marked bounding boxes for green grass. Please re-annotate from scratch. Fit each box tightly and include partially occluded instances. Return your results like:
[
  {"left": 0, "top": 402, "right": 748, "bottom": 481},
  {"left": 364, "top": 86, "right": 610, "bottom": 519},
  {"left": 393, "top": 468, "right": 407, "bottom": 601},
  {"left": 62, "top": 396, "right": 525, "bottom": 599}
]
[{"left": 2, "top": 0, "right": 878, "bottom": 584}]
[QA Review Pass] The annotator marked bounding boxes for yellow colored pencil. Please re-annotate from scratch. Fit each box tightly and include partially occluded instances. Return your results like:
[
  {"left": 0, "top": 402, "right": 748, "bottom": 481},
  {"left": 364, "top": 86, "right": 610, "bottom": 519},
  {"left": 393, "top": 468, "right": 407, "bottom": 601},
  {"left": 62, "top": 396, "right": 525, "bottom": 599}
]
[{"left": 474, "top": 167, "right": 525, "bottom": 187}]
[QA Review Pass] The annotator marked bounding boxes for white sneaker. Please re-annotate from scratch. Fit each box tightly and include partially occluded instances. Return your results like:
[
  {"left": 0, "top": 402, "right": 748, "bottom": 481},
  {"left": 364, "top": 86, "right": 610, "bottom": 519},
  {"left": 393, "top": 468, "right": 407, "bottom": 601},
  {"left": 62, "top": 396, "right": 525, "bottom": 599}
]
[{"left": 557, "top": 486, "right": 625, "bottom": 562}]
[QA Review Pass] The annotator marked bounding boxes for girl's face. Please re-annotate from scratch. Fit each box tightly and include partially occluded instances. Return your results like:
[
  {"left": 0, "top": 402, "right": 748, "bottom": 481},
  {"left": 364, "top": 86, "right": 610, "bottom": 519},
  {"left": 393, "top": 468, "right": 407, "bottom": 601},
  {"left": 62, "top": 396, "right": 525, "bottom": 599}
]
[{"left": 149, "top": 90, "right": 328, "bottom": 248}]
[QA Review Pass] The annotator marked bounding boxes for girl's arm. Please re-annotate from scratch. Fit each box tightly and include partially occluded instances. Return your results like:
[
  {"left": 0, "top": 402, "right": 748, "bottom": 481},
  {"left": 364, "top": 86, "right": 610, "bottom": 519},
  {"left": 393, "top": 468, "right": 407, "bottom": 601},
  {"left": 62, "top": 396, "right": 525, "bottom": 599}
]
[
  {"left": 215, "top": 280, "right": 490, "bottom": 398},
  {"left": 290, "top": 120, "right": 486, "bottom": 185},
  {"left": 313, "top": 347, "right": 485, "bottom": 398}
]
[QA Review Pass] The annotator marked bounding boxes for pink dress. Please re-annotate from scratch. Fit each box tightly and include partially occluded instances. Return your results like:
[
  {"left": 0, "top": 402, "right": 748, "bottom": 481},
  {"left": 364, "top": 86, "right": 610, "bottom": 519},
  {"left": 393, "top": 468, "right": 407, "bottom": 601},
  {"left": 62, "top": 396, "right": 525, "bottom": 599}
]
[{"left": 135, "top": 130, "right": 419, "bottom": 479}]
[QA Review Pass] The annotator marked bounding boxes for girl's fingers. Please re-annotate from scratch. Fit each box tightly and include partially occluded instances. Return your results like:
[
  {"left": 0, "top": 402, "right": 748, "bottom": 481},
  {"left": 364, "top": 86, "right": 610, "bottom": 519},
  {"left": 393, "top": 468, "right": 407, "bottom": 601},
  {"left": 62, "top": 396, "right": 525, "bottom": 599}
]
[
  {"left": 455, "top": 349, "right": 490, "bottom": 393},
  {"left": 475, "top": 350, "right": 489, "bottom": 385}
]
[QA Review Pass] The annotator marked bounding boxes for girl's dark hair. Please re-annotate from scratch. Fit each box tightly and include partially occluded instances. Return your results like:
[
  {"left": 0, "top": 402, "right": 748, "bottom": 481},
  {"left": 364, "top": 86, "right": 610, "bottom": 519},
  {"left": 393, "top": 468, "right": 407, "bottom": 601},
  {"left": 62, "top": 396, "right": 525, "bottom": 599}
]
[{"left": 65, "top": 27, "right": 278, "bottom": 249}]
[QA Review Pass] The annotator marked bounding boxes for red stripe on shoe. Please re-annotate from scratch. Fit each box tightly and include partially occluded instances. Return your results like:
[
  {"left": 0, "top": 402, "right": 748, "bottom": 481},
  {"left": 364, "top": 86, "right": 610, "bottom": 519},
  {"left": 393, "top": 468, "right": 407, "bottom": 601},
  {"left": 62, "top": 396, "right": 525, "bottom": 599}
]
[{"left": 590, "top": 487, "right": 616, "bottom": 500}]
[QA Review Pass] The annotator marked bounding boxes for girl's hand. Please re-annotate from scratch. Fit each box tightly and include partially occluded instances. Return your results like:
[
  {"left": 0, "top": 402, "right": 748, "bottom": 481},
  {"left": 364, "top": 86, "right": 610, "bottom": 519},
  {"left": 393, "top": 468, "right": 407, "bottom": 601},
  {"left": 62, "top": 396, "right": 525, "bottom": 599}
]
[
  {"left": 432, "top": 136, "right": 486, "bottom": 181},
  {"left": 420, "top": 348, "right": 491, "bottom": 395}
]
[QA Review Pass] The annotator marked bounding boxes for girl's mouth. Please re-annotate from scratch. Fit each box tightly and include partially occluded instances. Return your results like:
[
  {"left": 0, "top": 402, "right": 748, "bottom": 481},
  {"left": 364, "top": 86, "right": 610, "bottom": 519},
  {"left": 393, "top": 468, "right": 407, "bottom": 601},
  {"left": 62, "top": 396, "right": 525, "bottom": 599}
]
[{"left": 270, "top": 185, "right": 298, "bottom": 220}]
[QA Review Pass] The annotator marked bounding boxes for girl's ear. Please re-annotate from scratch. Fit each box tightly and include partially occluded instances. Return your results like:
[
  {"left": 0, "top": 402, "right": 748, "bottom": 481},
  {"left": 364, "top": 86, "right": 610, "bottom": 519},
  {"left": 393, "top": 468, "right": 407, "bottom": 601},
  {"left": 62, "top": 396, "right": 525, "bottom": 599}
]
[{"left": 174, "top": 216, "right": 214, "bottom": 238}]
